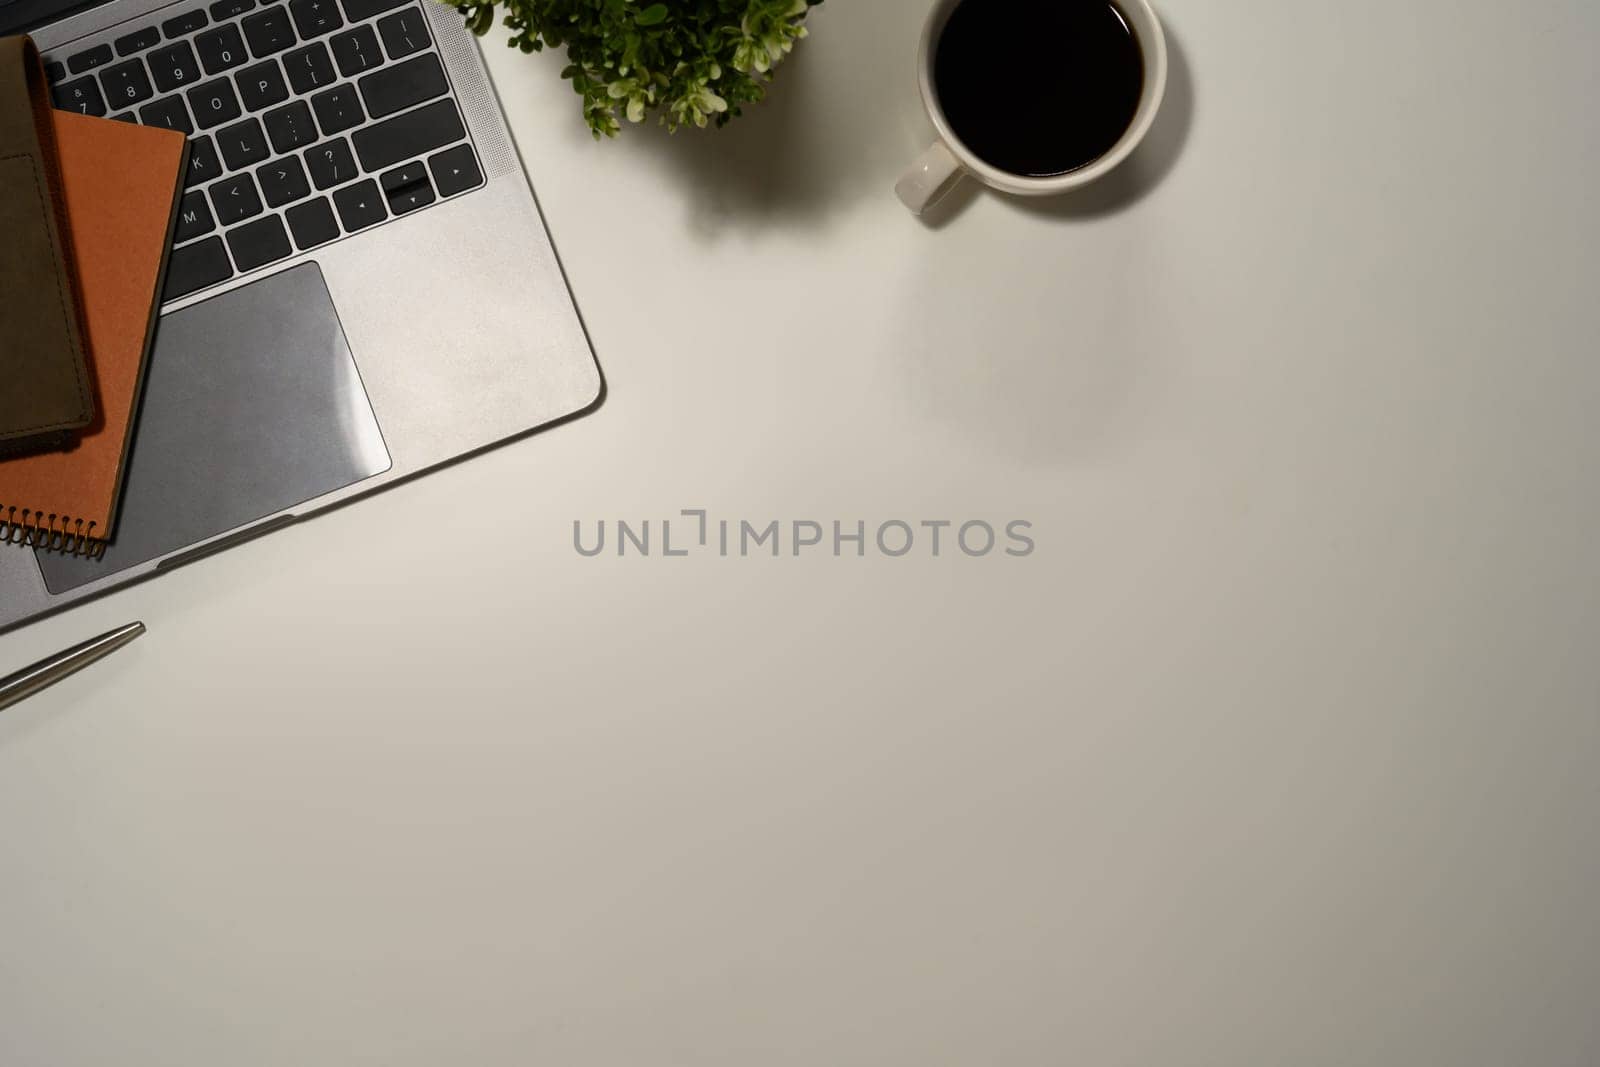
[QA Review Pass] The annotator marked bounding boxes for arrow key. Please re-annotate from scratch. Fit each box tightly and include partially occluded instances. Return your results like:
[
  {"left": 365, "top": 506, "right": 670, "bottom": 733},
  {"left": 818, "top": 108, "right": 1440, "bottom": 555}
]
[
  {"left": 332, "top": 178, "right": 386, "bottom": 232},
  {"left": 379, "top": 160, "right": 426, "bottom": 193},
  {"left": 427, "top": 143, "right": 481, "bottom": 199},
  {"left": 379, "top": 159, "right": 434, "bottom": 215},
  {"left": 385, "top": 181, "right": 434, "bottom": 215}
]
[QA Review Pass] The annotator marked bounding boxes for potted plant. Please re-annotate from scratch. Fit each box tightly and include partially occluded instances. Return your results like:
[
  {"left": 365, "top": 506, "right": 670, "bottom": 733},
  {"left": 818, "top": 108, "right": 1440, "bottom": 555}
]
[{"left": 447, "top": 0, "right": 824, "bottom": 137}]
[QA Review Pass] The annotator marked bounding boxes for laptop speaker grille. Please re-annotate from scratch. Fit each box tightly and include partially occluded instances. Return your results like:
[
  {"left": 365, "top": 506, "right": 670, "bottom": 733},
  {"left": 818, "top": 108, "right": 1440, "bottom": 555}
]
[{"left": 428, "top": 6, "right": 518, "bottom": 182}]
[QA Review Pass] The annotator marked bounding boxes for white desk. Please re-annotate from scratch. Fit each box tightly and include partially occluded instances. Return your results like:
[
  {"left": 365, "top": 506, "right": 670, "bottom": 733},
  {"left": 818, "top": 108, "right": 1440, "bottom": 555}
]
[{"left": 4, "top": 2, "right": 1599, "bottom": 1062}]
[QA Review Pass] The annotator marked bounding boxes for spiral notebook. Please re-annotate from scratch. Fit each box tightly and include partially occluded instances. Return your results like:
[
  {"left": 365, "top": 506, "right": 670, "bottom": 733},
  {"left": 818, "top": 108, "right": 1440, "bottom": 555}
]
[{"left": 0, "top": 108, "right": 186, "bottom": 557}]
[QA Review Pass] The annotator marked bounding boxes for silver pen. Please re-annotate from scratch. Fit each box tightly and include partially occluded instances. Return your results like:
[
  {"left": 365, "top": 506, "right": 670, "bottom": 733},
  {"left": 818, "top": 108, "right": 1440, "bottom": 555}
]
[{"left": 0, "top": 622, "right": 146, "bottom": 712}]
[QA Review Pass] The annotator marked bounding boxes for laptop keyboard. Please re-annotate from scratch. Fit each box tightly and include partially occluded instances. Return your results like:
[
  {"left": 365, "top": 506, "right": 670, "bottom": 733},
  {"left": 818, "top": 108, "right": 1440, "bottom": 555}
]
[{"left": 44, "top": 0, "right": 485, "bottom": 303}]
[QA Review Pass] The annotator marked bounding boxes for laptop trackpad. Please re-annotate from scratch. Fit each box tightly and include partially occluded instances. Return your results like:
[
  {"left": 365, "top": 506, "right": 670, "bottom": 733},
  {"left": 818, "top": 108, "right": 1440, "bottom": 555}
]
[{"left": 37, "top": 263, "right": 391, "bottom": 594}]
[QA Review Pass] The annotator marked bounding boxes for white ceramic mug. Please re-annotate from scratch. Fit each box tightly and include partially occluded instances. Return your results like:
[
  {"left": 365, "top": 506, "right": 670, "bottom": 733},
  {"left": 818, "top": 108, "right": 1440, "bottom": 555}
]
[{"left": 895, "top": 0, "right": 1169, "bottom": 215}]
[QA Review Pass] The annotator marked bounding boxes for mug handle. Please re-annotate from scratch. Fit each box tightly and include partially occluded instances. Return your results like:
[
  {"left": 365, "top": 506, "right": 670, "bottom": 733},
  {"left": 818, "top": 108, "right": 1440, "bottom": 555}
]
[{"left": 895, "top": 141, "right": 965, "bottom": 216}]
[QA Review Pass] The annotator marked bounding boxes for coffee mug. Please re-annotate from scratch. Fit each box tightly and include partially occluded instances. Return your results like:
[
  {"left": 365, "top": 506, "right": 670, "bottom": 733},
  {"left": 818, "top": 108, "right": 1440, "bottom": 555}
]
[{"left": 895, "top": 0, "right": 1169, "bottom": 215}]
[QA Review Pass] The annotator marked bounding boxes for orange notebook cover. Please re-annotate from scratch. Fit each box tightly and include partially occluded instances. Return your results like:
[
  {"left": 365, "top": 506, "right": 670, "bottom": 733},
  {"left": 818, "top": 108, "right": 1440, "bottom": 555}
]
[{"left": 0, "top": 111, "right": 186, "bottom": 557}]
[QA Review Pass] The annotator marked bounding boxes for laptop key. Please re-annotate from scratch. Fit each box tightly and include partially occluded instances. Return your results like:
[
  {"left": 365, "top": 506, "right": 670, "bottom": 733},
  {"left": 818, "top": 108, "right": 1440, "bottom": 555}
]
[
  {"left": 115, "top": 27, "right": 163, "bottom": 56},
  {"left": 358, "top": 52, "right": 445, "bottom": 120},
  {"left": 304, "top": 137, "right": 355, "bottom": 189},
  {"left": 111, "top": 112, "right": 137, "bottom": 123},
  {"left": 100, "top": 60, "right": 154, "bottom": 108},
  {"left": 310, "top": 84, "right": 362, "bottom": 134},
  {"left": 161, "top": 10, "right": 210, "bottom": 39},
  {"left": 227, "top": 214, "right": 292, "bottom": 272},
  {"left": 257, "top": 156, "right": 312, "bottom": 207},
  {"left": 139, "top": 94, "right": 193, "bottom": 133},
  {"left": 378, "top": 160, "right": 425, "bottom": 192},
  {"left": 375, "top": 7, "right": 428, "bottom": 60},
  {"left": 45, "top": 61, "right": 66, "bottom": 84},
  {"left": 284, "top": 42, "right": 335, "bottom": 93},
  {"left": 149, "top": 41, "right": 201, "bottom": 92},
  {"left": 175, "top": 191, "right": 216, "bottom": 242},
  {"left": 329, "top": 25, "right": 379, "bottom": 77},
  {"left": 186, "top": 135, "right": 223, "bottom": 187},
  {"left": 379, "top": 159, "right": 431, "bottom": 213},
  {"left": 264, "top": 99, "right": 317, "bottom": 152},
  {"left": 332, "top": 178, "right": 386, "bottom": 231},
  {"left": 387, "top": 184, "right": 434, "bottom": 215},
  {"left": 243, "top": 7, "right": 297, "bottom": 57},
  {"left": 218, "top": 117, "right": 270, "bottom": 169},
  {"left": 352, "top": 97, "right": 462, "bottom": 172},
  {"left": 163, "top": 236, "right": 233, "bottom": 301},
  {"left": 289, "top": 0, "right": 343, "bottom": 39},
  {"left": 187, "top": 77, "right": 242, "bottom": 128},
  {"left": 196, "top": 24, "right": 248, "bottom": 74},
  {"left": 427, "top": 142, "right": 481, "bottom": 197},
  {"left": 67, "top": 44, "right": 112, "bottom": 73},
  {"left": 51, "top": 76, "right": 106, "bottom": 116},
  {"left": 340, "top": 0, "right": 408, "bottom": 23},
  {"left": 236, "top": 59, "right": 289, "bottom": 110},
  {"left": 285, "top": 196, "right": 339, "bottom": 249},
  {"left": 210, "top": 0, "right": 257, "bottom": 18},
  {"left": 210, "top": 173, "right": 263, "bottom": 224}
]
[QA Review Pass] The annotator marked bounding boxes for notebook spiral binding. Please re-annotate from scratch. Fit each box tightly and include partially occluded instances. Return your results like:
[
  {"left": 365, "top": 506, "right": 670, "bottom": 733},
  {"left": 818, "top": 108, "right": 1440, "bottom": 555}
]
[{"left": 0, "top": 504, "right": 105, "bottom": 559}]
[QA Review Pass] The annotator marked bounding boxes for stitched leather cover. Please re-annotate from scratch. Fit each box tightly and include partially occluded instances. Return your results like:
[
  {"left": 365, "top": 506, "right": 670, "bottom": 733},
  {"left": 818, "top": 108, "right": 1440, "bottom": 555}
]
[
  {"left": 0, "top": 34, "right": 94, "bottom": 458},
  {"left": 0, "top": 105, "right": 187, "bottom": 556}
]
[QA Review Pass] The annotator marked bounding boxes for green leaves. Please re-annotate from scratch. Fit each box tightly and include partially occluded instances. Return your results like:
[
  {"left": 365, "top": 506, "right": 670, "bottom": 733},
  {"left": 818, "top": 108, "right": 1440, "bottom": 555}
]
[{"left": 440, "top": 0, "right": 822, "bottom": 138}]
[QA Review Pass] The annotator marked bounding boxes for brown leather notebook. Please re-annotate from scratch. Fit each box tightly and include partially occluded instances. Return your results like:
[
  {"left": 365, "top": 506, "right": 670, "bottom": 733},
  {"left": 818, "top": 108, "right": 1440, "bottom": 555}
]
[
  {"left": 0, "top": 35, "right": 94, "bottom": 459},
  {"left": 0, "top": 109, "right": 186, "bottom": 557}
]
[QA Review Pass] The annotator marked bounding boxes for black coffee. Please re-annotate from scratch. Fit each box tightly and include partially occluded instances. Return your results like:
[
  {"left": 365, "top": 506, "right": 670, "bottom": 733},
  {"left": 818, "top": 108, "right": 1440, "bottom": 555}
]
[{"left": 934, "top": 0, "right": 1144, "bottom": 178}]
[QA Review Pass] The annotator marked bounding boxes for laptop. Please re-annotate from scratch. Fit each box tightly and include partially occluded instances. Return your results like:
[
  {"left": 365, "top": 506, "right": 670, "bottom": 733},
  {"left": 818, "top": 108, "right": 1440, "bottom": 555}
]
[{"left": 0, "top": 0, "right": 602, "bottom": 632}]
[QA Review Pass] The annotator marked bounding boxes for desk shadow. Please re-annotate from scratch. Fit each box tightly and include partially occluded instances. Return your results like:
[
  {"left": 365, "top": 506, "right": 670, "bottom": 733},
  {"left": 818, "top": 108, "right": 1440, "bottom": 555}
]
[{"left": 921, "top": 29, "right": 1195, "bottom": 229}]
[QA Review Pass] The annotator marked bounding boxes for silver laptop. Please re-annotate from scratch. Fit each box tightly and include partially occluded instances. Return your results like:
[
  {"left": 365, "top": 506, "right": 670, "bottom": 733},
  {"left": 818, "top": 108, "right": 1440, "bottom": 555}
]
[{"left": 0, "top": 0, "right": 601, "bottom": 632}]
